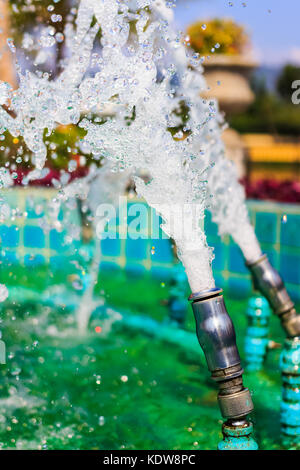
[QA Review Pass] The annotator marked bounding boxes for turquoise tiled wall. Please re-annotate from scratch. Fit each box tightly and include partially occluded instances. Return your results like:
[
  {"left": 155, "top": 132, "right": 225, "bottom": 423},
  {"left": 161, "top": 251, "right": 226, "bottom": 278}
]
[
  {"left": 206, "top": 200, "right": 300, "bottom": 302},
  {"left": 0, "top": 188, "right": 81, "bottom": 268},
  {"left": 0, "top": 188, "right": 299, "bottom": 302}
]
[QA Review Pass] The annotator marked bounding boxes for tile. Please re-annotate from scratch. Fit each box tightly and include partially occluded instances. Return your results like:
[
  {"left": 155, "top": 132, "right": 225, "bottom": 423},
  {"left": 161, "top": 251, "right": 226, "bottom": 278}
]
[
  {"left": 57, "top": 207, "right": 64, "bottom": 222},
  {"left": 127, "top": 201, "right": 149, "bottom": 233},
  {"left": 205, "top": 210, "right": 219, "bottom": 239},
  {"left": 50, "top": 256, "right": 66, "bottom": 268},
  {"left": 150, "top": 207, "right": 165, "bottom": 239},
  {"left": 227, "top": 277, "right": 252, "bottom": 299},
  {"left": 50, "top": 230, "right": 66, "bottom": 252},
  {"left": 0, "top": 226, "right": 19, "bottom": 247},
  {"left": 211, "top": 243, "right": 225, "bottom": 271},
  {"left": 280, "top": 252, "right": 300, "bottom": 285},
  {"left": 213, "top": 272, "right": 227, "bottom": 290},
  {"left": 101, "top": 238, "right": 121, "bottom": 257},
  {"left": 149, "top": 239, "right": 173, "bottom": 263},
  {"left": 286, "top": 284, "right": 300, "bottom": 304},
  {"left": 255, "top": 212, "right": 277, "bottom": 244},
  {"left": 100, "top": 261, "right": 120, "bottom": 272},
  {"left": 24, "top": 254, "right": 45, "bottom": 266},
  {"left": 0, "top": 251, "right": 18, "bottom": 264},
  {"left": 25, "top": 197, "right": 45, "bottom": 219},
  {"left": 24, "top": 226, "right": 45, "bottom": 248},
  {"left": 260, "top": 246, "right": 277, "bottom": 268},
  {"left": 280, "top": 215, "right": 300, "bottom": 248},
  {"left": 126, "top": 238, "right": 147, "bottom": 260},
  {"left": 228, "top": 245, "right": 248, "bottom": 274},
  {"left": 151, "top": 266, "right": 173, "bottom": 281},
  {"left": 125, "top": 263, "right": 146, "bottom": 277}
]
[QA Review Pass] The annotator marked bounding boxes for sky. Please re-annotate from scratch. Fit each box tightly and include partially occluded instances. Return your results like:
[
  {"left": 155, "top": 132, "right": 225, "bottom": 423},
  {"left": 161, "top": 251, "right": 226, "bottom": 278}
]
[{"left": 174, "top": 0, "right": 300, "bottom": 67}]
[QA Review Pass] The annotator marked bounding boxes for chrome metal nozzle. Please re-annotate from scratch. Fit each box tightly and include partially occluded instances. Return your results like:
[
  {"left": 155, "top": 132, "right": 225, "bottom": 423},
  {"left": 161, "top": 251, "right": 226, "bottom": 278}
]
[
  {"left": 190, "top": 289, "right": 241, "bottom": 373},
  {"left": 247, "top": 254, "right": 300, "bottom": 337},
  {"left": 190, "top": 288, "right": 254, "bottom": 420}
]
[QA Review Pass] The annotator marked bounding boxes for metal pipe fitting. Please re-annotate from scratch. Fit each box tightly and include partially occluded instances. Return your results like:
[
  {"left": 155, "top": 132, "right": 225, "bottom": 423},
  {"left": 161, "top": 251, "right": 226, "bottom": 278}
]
[
  {"left": 280, "top": 337, "right": 300, "bottom": 447},
  {"left": 247, "top": 254, "right": 293, "bottom": 314},
  {"left": 190, "top": 289, "right": 241, "bottom": 373},
  {"left": 190, "top": 288, "right": 254, "bottom": 420},
  {"left": 218, "top": 419, "right": 258, "bottom": 450},
  {"left": 218, "top": 387, "right": 254, "bottom": 420},
  {"left": 244, "top": 296, "right": 271, "bottom": 371},
  {"left": 247, "top": 254, "right": 300, "bottom": 338}
]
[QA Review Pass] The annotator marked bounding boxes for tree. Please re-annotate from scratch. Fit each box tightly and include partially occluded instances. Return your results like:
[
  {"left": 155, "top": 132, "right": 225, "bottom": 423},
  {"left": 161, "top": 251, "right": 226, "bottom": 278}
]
[{"left": 277, "top": 64, "right": 300, "bottom": 102}]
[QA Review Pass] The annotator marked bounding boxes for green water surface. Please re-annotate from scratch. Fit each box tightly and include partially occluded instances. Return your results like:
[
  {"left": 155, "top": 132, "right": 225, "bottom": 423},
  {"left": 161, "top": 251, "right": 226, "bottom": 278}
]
[{"left": 0, "top": 270, "right": 293, "bottom": 450}]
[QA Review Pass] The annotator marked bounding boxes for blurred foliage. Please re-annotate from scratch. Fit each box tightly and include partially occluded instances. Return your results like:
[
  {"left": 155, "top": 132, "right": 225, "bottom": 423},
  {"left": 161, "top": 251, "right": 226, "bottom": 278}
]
[
  {"left": 45, "top": 124, "right": 89, "bottom": 171},
  {"left": 244, "top": 178, "right": 300, "bottom": 203},
  {"left": 8, "top": 0, "right": 101, "bottom": 78},
  {"left": 230, "top": 73, "right": 300, "bottom": 136},
  {"left": 0, "top": 123, "right": 100, "bottom": 176},
  {"left": 277, "top": 64, "right": 300, "bottom": 101},
  {"left": 187, "top": 18, "right": 248, "bottom": 56},
  {"left": 8, "top": 0, "right": 72, "bottom": 43},
  {"left": 168, "top": 101, "right": 190, "bottom": 138},
  {"left": 0, "top": 1, "right": 106, "bottom": 181}
]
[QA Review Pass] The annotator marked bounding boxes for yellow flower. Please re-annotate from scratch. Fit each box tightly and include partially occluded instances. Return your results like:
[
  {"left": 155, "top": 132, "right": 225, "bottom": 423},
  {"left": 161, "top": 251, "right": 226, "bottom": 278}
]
[{"left": 187, "top": 19, "right": 248, "bottom": 56}]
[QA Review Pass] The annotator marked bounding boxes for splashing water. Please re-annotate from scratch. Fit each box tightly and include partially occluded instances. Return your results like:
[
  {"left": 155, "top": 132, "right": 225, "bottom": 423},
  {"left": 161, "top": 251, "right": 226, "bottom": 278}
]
[
  {"left": 0, "top": 284, "right": 8, "bottom": 303},
  {"left": 76, "top": 163, "right": 130, "bottom": 333},
  {"left": 0, "top": 0, "right": 217, "bottom": 293},
  {"left": 151, "top": 2, "right": 262, "bottom": 265},
  {"left": 81, "top": 87, "right": 215, "bottom": 292},
  {"left": 0, "top": 0, "right": 262, "bottom": 298},
  {"left": 76, "top": 1, "right": 217, "bottom": 292}
]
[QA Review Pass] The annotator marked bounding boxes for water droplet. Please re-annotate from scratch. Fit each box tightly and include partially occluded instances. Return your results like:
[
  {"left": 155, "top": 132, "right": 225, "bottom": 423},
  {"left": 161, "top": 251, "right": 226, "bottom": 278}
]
[
  {"left": 0, "top": 284, "right": 8, "bottom": 302},
  {"left": 55, "top": 33, "right": 64, "bottom": 43},
  {"left": 98, "top": 416, "right": 105, "bottom": 426}
]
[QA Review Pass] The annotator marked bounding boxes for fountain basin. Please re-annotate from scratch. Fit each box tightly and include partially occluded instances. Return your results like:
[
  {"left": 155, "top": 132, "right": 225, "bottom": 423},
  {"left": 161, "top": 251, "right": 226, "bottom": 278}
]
[{"left": 0, "top": 187, "right": 299, "bottom": 450}]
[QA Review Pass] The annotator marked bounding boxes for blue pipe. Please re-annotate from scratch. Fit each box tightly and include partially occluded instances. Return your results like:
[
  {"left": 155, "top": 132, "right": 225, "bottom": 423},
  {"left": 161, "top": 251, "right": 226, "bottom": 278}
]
[
  {"left": 280, "top": 337, "right": 300, "bottom": 448},
  {"left": 244, "top": 296, "right": 271, "bottom": 371}
]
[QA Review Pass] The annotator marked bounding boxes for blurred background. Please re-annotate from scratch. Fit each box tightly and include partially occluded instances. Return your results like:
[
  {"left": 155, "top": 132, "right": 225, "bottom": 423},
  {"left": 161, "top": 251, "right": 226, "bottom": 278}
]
[
  {"left": 174, "top": 0, "right": 300, "bottom": 202},
  {"left": 0, "top": 0, "right": 299, "bottom": 451},
  {"left": 1, "top": 0, "right": 300, "bottom": 195},
  {"left": 1, "top": 0, "right": 300, "bottom": 197},
  {"left": 1, "top": 0, "right": 298, "bottom": 297}
]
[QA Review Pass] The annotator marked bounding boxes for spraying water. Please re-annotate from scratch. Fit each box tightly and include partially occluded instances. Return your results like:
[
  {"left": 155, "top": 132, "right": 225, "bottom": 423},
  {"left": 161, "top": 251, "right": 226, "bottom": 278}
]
[
  {"left": 2, "top": 0, "right": 262, "bottom": 299},
  {"left": 76, "top": 163, "right": 130, "bottom": 333},
  {"left": 151, "top": 2, "right": 262, "bottom": 265},
  {"left": 0, "top": 0, "right": 217, "bottom": 294}
]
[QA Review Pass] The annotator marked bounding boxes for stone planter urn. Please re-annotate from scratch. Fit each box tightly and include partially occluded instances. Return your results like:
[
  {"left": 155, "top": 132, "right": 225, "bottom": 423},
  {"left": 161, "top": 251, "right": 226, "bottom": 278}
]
[{"left": 202, "top": 54, "right": 257, "bottom": 115}]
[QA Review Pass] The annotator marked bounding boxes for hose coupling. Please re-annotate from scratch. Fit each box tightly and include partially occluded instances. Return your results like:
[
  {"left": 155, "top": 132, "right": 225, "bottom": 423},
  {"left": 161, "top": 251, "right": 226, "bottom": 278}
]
[{"left": 247, "top": 254, "right": 300, "bottom": 337}]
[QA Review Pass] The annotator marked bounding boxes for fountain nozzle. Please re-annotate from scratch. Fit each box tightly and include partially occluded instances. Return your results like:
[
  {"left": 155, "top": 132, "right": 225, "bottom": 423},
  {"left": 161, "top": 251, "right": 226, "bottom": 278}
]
[
  {"left": 247, "top": 254, "right": 300, "bottom": 338},
  {"left": 190, "top": 287, "right": 257, "bottom": 449},
  {"left": 190, "top": 288, "right": 254, "bottom": 420}
]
